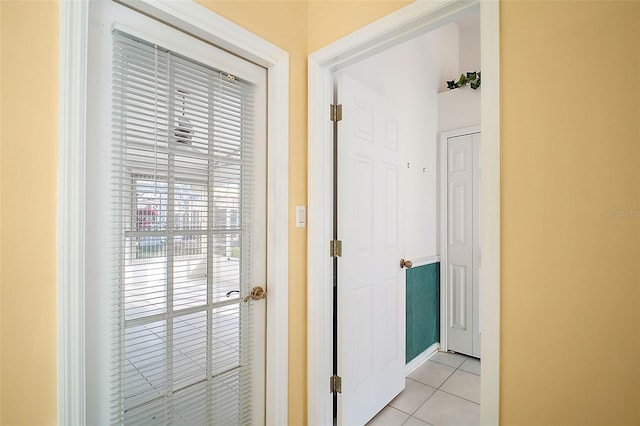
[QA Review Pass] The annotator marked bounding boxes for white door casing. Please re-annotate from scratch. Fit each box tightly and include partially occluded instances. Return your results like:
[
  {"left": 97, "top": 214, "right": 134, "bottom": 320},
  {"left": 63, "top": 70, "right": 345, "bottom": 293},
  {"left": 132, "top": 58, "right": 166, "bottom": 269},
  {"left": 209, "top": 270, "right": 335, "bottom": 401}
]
[
  {"left": 441, "top": 129, "right": 481, "bottom": 358},
  {"left": 336, "top": 72, "right": 406, "bottom": 426},
  {"left": 58, "top": 1, "right": 289, "bottom": 424},
  {"left": 307, "top": 1, "right": 500, "bottom": 424},
  {"left": 472, "top": 133, "right": 481, "bottom": 359}
]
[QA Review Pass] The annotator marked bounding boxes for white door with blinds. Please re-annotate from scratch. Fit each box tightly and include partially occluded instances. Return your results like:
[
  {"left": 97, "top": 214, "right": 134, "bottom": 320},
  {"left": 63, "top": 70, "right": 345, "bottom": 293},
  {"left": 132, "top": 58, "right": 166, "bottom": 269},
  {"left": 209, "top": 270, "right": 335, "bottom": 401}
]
[{"left": 86, "top": 2, "right": 267, "bottom": 424}]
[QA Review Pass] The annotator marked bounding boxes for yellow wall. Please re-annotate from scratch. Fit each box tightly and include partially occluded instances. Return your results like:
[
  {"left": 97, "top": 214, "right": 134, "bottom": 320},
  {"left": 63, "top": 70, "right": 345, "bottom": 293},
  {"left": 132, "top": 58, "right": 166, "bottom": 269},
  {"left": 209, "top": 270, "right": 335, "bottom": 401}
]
[
  {"left": 0, "top": 1, "right": 59, "bottom": 424},
  {"left": 1, "top": 1, "right": 639, "bottom": 425},
  {"left": 500, "top": 1, "right": 640, "bottom": 424}
]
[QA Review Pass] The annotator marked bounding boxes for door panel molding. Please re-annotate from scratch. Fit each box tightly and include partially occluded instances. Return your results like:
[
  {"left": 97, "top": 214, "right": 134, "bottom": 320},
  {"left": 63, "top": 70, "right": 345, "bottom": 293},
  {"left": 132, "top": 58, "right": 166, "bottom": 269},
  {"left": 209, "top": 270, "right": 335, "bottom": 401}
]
[
  {"left": 308, "top": 1, "right": 500, "bottom": 424},
  {"left": 58, "top": 1, "right": 289, "bottom": 424}
]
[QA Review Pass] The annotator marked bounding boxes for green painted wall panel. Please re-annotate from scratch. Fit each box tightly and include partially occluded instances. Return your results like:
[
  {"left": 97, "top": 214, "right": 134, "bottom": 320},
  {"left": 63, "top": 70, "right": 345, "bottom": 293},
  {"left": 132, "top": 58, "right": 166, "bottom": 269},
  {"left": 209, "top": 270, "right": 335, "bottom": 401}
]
[{"left": 406, "top": 262, "right": 440, "bottom": 363}]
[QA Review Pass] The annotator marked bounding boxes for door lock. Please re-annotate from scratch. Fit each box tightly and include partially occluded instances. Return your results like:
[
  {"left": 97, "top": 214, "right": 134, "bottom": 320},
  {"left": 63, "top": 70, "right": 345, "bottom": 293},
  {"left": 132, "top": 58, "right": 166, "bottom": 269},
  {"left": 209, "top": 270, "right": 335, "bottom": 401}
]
[
  {"left": 400, "top": 258, "right": 413, "bottom": 269},
  {"left": 243, "top": 286, "right": 267, "bottom": 302}
]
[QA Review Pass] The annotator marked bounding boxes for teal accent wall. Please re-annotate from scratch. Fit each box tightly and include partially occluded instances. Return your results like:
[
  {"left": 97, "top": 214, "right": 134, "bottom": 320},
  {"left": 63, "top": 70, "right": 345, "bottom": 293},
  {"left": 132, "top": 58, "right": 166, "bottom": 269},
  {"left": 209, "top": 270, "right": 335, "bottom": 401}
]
[{"left": 406, "top": 262, "right": 440, "bottom": 363}]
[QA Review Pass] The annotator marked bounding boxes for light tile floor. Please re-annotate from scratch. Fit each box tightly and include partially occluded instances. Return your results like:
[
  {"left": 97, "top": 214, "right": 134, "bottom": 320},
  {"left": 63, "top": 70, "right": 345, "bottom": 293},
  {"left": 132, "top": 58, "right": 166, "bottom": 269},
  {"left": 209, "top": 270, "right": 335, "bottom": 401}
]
[{"left": 366, "top": 352, "right": 480, "bottom": 426}]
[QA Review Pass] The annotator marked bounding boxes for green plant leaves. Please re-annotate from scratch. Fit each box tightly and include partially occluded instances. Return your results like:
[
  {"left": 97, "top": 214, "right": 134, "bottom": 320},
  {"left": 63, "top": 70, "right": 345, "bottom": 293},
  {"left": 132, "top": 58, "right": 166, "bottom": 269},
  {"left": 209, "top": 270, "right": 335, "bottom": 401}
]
[{"left": 446, "top": 70, "right": 481, "bottom": 90}]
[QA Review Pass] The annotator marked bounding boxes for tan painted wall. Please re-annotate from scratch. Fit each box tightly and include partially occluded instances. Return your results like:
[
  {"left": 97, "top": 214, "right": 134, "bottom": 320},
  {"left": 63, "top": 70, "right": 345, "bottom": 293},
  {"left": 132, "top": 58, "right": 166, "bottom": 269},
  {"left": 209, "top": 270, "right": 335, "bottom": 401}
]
[
  {"left": 1, "top": 1, "right": 639, "bottom": 425},
  {"left": 500, "top": 1, "right": 640, "bottom": 424},
  {"left": 0, "top": 1, "right": 59, "bottom": 424}
]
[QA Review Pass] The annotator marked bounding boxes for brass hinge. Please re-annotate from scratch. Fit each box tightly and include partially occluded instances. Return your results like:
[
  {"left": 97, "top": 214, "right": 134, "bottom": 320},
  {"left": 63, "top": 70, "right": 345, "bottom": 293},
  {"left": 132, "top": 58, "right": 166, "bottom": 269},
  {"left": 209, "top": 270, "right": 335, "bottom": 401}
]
[
  {"left": 329, "top": 240, "right": 343, "bottom": 257},
  {"left": 330, "top": 104, "right": 343, "bottom": 122},
  {"left": 330, "top": 375, "right": 342, "bottom": 394}
]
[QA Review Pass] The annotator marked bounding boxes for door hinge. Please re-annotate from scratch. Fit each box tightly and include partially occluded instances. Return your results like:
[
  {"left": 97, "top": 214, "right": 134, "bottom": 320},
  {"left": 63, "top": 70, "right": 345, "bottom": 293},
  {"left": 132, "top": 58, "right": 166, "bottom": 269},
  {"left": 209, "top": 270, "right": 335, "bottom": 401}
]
[
  {"left": 330, "top": 375, "right": 342, "bottom": 394},
  {"left": 330, "top": 104, "right": 343, "bottom": 122},
  {"left": 329, "top": 240, "right": 343, "bottom": 257}
]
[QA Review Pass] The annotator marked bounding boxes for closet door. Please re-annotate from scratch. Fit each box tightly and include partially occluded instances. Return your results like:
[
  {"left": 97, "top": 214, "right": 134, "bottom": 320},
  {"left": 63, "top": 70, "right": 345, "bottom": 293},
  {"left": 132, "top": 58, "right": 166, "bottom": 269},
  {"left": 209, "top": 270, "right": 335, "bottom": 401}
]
[{"left": 445, "top": 131, "right": 480, "bottom": 358}]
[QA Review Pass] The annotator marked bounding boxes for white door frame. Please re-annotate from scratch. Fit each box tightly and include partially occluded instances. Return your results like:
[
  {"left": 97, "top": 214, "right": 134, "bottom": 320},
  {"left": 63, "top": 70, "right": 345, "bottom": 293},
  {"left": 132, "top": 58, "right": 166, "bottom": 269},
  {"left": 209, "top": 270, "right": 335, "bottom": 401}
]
[
  {"left": 439, "top": 125, "right": 481, "bottom": 354},
  {"left": 57, "top": 1, "right": 289, "bottom": 424},
  {"left": 307, "top": 1, "right": 500, "bottom": 424}
]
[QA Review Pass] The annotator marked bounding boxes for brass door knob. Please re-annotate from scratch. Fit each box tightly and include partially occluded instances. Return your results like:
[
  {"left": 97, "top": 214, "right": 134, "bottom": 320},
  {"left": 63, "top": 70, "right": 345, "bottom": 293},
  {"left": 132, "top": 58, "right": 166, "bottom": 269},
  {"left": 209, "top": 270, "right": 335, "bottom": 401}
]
[
  {"left": 243, "top": 286, "right": 267, "bottom": 302},
  {"left": 400, "top": 259, "right": 413, "bottom": 269}
]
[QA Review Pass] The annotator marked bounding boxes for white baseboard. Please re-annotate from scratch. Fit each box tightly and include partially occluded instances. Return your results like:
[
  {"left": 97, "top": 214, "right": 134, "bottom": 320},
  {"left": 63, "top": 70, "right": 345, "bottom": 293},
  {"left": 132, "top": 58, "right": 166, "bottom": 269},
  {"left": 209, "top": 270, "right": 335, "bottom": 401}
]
[{"left": 405, "top": 342, "right": 439, "bottom": 376}]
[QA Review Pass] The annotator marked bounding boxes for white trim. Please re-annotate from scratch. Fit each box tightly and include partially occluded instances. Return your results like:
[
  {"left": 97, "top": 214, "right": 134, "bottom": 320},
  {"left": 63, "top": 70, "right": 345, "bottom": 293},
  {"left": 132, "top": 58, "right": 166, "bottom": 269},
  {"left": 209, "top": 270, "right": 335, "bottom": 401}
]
[
  {"left": 264, "top": 38, "right": 290, "bottom": 426},
  {"left": 440, "top": 126, "right": 482, "bottom": 139},
  {"left": 410, "top": 255, "right": 441, "bottom": 269},
  {"left": 405, "top": 342, "right": 439, "bottom": 376},
  {"left": 307, "top": 43, "right": 336, "bottom": 426},
  {"left": 57, "top": 1, "right": 88, "bottom": 425},
  {"left": 479, "top": 2, "right": 501, "bottom": 424},
  {"left": 116, "top": 0, "right": 285, "bottom": 68},
  {"left": 58, "top": 1, "right": 289, "bottom": 424},
  {"left": 438, "top": 125, "right": 481, "bottom": 354},
  {"left": 307, "top": 1, "right": 499, "bottom": 424},
  {"left": 309, "top": 0, "right": 480, "bottom": 72}
]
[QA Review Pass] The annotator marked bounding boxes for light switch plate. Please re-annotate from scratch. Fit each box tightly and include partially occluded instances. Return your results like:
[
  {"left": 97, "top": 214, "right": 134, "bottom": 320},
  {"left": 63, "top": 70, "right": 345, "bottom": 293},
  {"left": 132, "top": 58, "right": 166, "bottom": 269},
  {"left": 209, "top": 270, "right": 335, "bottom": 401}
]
[{"left": 295, "top": 206, "right": 306, "bottom": 228}]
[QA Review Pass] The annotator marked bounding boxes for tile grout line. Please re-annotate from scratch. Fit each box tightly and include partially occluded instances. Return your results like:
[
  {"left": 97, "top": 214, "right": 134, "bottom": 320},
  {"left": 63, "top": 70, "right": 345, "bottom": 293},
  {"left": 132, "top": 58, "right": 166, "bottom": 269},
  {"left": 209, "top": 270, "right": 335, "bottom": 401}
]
[
  {"left": 383, "top": 354, "right": 481, "bottom": 425},
  {"left": 405, "top": 354, "right": 480, "bottom": 422},
  {"left": 437, "top": 388, "right": 480, "bottom": 406},
  {"left": 437, "top": 355, "right": 481, "bottom": 405},
  {"left": 395, "top": 359, "right": 461, "bottom": 417}
]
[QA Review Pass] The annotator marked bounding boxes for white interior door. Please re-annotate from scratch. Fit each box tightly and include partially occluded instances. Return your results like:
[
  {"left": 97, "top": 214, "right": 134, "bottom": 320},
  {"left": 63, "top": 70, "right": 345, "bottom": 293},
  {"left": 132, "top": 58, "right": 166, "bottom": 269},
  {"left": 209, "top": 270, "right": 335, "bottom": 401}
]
[
  {"left": 337, "top": 72, "right": 406, "bottom": 426},
  {"left": 85, "top": 1, "right": 267, "bottom": 423},
  {"left": 445, "top": 131, "right": 481, "bottom": 358}
]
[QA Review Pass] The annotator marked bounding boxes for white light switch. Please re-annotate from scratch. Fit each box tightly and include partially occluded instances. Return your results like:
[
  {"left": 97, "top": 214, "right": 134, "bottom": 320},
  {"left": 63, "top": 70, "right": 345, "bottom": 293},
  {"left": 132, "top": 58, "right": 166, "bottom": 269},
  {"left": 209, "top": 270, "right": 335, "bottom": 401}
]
[{"left": 295, "top": 206, "right": 306, "bottom": 228}]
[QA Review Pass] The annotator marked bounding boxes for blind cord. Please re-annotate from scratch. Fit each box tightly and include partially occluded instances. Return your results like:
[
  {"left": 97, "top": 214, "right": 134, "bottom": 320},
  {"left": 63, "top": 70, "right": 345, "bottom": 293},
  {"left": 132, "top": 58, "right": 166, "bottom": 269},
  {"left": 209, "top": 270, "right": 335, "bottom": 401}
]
[{"left": 153, "top": 44, "right": 159, "bottom": 195}]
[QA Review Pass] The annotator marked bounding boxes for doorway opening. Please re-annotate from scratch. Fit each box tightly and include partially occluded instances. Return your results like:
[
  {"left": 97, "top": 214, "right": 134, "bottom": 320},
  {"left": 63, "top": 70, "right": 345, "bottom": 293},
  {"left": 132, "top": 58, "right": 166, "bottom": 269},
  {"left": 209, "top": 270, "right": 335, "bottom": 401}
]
[{"left": 308, "top": 1, "right": 500, "bottom": 425}]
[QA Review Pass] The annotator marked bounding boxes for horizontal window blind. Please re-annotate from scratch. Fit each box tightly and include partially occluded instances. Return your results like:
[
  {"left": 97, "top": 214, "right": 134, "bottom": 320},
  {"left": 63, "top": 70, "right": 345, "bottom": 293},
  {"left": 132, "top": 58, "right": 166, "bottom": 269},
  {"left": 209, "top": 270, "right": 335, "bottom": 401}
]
[{"left": 111, "top": 29, "right": 258, "bottom": 425}]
